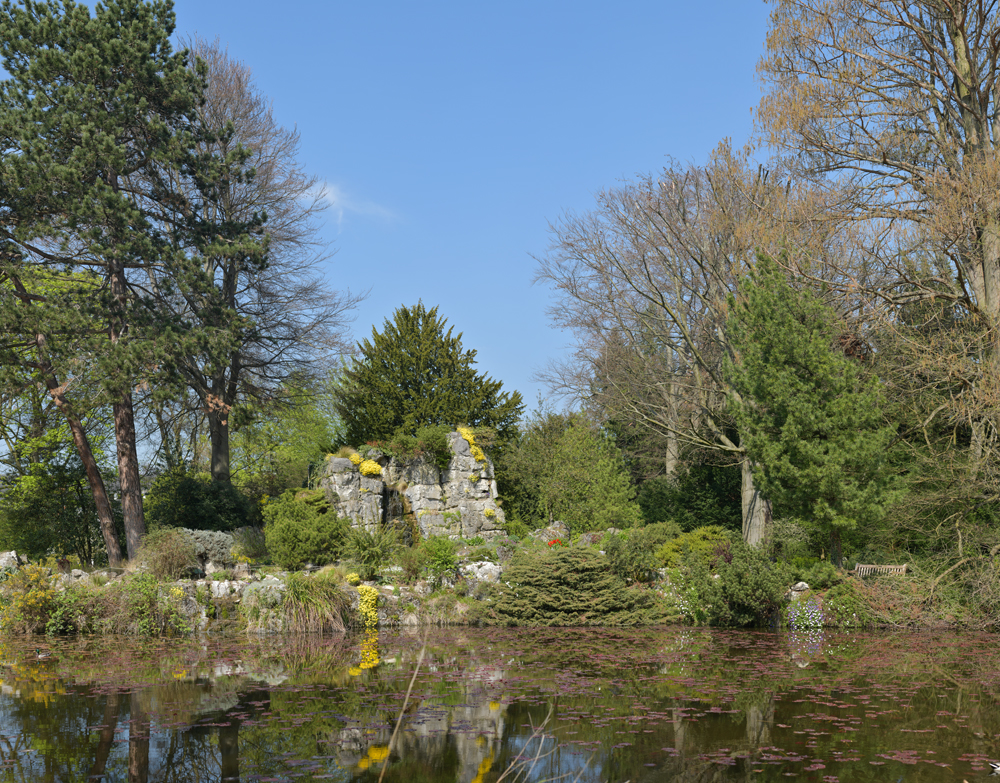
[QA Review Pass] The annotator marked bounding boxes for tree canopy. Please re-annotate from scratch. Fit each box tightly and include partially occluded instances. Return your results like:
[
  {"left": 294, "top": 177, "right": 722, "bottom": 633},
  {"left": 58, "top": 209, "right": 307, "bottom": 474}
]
[
  {"left": 334, "top": 303, "right": 523, "bottom": 446},
  {"left": 725, "top": 255, "right": 900, "bottom": 563}
]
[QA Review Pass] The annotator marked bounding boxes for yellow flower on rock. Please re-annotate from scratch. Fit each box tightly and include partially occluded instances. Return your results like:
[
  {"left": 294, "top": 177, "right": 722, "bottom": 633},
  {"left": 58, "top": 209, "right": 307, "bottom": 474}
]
[
  {"left": 358, "top": 585, "right": 379, "bottom": 628},
  {"left": 458, "top": 427, "right": 487, "bottom": 463},
  {"left": 348, "top": 452, "right": 363, "bottom": 466},
  {"left": 359, "top": 459, "right": 382, "bottom": 477}
]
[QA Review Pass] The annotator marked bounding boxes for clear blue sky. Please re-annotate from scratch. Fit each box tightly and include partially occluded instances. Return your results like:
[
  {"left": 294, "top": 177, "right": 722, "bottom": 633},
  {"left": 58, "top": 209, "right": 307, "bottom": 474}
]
[{"left": 178, "top": 1, "right": 774, "bottom": 409}]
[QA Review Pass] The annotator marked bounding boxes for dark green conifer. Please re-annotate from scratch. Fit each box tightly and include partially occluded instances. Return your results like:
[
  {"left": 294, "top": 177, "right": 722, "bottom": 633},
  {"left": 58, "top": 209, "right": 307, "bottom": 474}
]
[{"left": 335, "top": 303, "right": 523, "bottom": 446}]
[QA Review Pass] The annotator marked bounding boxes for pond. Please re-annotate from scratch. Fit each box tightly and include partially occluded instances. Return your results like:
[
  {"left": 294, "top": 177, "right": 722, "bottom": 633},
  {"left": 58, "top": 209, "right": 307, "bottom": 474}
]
[{"left": 0, "top": 627, "right": 996, "bottom": 782}]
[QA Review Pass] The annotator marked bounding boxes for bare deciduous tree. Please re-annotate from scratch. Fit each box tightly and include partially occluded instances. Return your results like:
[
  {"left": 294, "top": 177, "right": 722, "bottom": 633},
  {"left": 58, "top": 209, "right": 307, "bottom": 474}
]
[
  {"left": 537, "top": 144, "right": 840, "bottom": 545},
  {"left": 147, "top": 37, "right": 364, "bottom": 484}
]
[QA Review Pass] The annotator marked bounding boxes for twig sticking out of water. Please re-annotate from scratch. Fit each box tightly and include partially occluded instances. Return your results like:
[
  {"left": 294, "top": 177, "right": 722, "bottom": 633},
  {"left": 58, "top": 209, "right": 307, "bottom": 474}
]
[{"left": 377, "top": 629, "right": 427, "bottom": 783}]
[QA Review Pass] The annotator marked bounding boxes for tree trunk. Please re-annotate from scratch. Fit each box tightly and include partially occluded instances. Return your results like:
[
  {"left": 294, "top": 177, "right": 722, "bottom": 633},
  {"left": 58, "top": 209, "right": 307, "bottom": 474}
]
[
  {"left": 114, "top": 392, "right": 145, "bottom": 561},
  {"left": 208, "top": 408, "right": 232, "bottom": 484},
  {"left": 128, "top": 690, "right": 149, "bottom": 783},
  {"left": 42, "top": 373, "right": 123, "bottom": 567},
  {"left": 741, "top": 458, "right": 770, "bottom": 548}
]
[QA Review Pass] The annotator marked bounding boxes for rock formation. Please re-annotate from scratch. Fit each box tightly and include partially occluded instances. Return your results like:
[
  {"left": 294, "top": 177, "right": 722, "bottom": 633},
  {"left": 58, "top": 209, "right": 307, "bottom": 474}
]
[{"left": 321, "top": 431, "right": 505, "bottom": 539}]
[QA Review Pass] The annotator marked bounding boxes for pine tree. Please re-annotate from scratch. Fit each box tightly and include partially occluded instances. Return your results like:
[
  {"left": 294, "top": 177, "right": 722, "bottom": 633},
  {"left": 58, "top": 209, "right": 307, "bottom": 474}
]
[
  {"left": 725, "top": 255, "right": 899, "bottom": 564},
  {"left": 335, "top": 303, "right": 523, "bottom": 446},
  {"left": 0, "top": 0, "right": 261, "bottom": 560}
]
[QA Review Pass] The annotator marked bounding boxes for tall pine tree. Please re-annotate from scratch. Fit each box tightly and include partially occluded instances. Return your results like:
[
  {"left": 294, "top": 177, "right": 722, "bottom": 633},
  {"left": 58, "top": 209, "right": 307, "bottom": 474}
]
[
  {"left": 725, "top": 255, "right": 899, "bottom": 565},
  {"left": 0, "top": 0, "right": 262, "bottom": 561},
  {"left": 335, "top": 303, "right": 523, "bottom": 447}
]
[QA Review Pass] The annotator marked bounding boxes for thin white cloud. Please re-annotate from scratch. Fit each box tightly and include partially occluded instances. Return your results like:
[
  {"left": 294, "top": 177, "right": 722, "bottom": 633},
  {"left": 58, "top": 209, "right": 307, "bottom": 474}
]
[{"left": 308, "top": 182, "right": 397, "bottom": 229}]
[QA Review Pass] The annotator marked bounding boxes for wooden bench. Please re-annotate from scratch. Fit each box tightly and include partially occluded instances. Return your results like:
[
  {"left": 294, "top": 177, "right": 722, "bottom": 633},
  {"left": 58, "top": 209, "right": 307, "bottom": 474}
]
[{"left": 851, "top": 563, "right": 908, "bottom": 577}]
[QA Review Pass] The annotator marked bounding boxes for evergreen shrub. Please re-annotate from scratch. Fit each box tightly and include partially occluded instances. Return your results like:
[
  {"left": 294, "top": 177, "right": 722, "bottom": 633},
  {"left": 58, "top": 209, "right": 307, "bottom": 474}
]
[
  {"left": 263, "top": 490, "right": 349, "bottom": 570},
  {"left": 490, "top": 548, "right": 655, "bottom": 626},
  {"left": 145, "top": 467, "right": 256, "bottom": 531}
]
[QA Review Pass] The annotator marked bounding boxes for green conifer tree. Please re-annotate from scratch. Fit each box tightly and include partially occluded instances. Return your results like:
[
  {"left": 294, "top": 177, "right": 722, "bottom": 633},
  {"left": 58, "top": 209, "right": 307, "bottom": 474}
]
[
  {"left": 0, "top": 0, "right": 262, "bottom": 560},
  {"left": 335, "top": 303, "right": 523, "bottom": 446},
  {"left": 725, "top": 255, "right": 899, "bottom": 565}
]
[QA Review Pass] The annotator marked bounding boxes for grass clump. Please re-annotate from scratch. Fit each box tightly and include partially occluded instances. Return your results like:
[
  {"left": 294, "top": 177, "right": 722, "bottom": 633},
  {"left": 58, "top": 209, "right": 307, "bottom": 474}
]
[{"left": 282, "top": 572, "right": 351, "bottom": 633}]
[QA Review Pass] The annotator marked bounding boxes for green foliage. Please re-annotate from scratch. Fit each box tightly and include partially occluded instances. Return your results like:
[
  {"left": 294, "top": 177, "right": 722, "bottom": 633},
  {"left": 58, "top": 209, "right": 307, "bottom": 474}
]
[
  {"left": 231, "top": 526, "right": 268, "bottom": 563},
  {"left": 144, "top": 467, "right": 256, "bottom": 532},
  {"left": 231, "top": 385, "right": 338, "bottom": 498},
  {"left": 420, "top": 536, "right": 458, "bottom": 586},
  {"left": 334, "top": 303, "right": 524, "bottom": 446},
  {"left": 726, "top": 254, "right": 900, "bottom": 560},
  {"left": 0, "top": 452, "right": 121, "bottom": 564},
  {"left": 344, "top": 524, "right": 400, "bottom": 581},
  {"left": 367, "top": 423, "right": 456, "bottom": 470},
  {"left": 666, "top": 541, "right": 786, "bottom": 627},
  {"left": 490, "top": 547, "right": 655, "bottom": 626},
  {"left": 717, "top": 541, "right": 788, "bottom": 626},
  {"left": 500, "top": 409, "right": 641, "bottom": 532},
  {"left": 139, "top": 528, "right": 199, "bottom": 581},
  {"left": 823, "top": 580, "right": 874, "bottom": 628},
  {"left": 798, "top": 560, "right": 843, "bottom": 590},
  {"left": 637, "top": 462, "right": 742, "bottom": 533},
  {"left": 263, "top": 490, "right": 349, "bottom": 570},
  {"left": 0, "top": 565, "right": 55, "bottom": 634},
  {"left": 604, "top": 522, "right": 681, "bottom": 584},
  {"left": 117, "top": 574, "right": 190, "bottom": 637},
  {"left": 655, "top": 526, "right": 733, "bottom": 569}
]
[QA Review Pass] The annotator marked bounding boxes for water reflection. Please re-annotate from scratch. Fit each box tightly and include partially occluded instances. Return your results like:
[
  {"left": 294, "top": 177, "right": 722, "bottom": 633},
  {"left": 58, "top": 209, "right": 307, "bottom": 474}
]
[{"left": 0, "top": 630, "right": 995, "bottom": 781}]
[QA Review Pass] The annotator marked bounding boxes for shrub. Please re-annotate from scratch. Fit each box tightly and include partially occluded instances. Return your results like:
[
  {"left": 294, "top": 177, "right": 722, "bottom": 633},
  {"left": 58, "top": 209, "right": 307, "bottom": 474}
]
[
  {"left": 344, "top": 524, "right": 399, "bottom": 581},
  {"left": 396, "top": 546, "right": 427, "bottom": 583},
  {"left": 655, "top": 525, "right": 733, "bottom": 569},
  {"left": 603, "top": 533, "right": 659, "bottom": 583},
  {"left": 717, "top": 541, "right": 787, "bottom": 626},
  {"left": 139, "top": 528, "right": 199, "bottom": 580},
  {"left": 490, "top": 548, "right": 655, "bottom": 626},
  {"left": 823, "top": 579, "right": 874, "bottom": 628},
  {"left": 263, "top": 490, "right": 349, "bottom": 570},
  {"left": 0, "top": 565, "right": 55, "bottom": 634},
  {"left": 799, "top": 560, "right": 843, "bottom": 590},
  {"left": 231, "top": 526, "right": 268, "bottom": 563},
  {"left": 420, "top": 536, "right": 457, "bottom": 586},
  {"left": 503, "top": 518, "right": 529, "bottom": 539},
  {"left": 144, "top": 466, "right": 256, "bottom": 531}
]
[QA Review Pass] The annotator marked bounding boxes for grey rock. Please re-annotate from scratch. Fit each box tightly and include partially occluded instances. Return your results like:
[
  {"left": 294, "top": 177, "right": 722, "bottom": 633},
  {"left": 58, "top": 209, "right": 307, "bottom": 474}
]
[
  {"left": 0, "top": 551, "right": 20, "bottom": 570},
  {"left": 321, "top": 429, "right": 505, "bottom": 539},
  {"left": 461, "top": 561, "right": 502, "bottom": 583}
]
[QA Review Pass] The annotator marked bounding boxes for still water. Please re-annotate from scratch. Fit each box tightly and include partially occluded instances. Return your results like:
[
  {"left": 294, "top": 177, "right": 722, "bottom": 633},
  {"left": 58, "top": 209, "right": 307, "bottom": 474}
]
[{"left": 0, "top": 627, "right": 996, "bottom": 782}]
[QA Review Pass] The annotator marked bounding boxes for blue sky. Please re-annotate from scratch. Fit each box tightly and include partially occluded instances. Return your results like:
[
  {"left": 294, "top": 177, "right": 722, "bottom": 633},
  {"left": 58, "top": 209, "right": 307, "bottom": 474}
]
[{"left": 179, "top": 1, "right": 773, "bottom": 409}]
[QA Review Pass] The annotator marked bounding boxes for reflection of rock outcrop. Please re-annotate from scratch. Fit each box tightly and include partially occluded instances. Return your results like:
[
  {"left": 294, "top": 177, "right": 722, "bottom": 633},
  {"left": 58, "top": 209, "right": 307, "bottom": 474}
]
[{"left": 327, "top": 653, "right": 508, "bottom": 782}]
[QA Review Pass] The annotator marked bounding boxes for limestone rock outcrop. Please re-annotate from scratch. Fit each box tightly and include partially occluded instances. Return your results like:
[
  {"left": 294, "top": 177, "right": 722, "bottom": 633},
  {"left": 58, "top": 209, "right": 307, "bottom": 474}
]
[{"left": 321, "top": 431, "right": 505, "bottom": 539}]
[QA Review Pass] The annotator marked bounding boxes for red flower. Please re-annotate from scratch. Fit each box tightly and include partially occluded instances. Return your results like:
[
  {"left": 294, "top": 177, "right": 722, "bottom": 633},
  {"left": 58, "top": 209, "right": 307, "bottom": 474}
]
[{"left": 547, "top": 538, "right": 564, "bottom": 547}]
